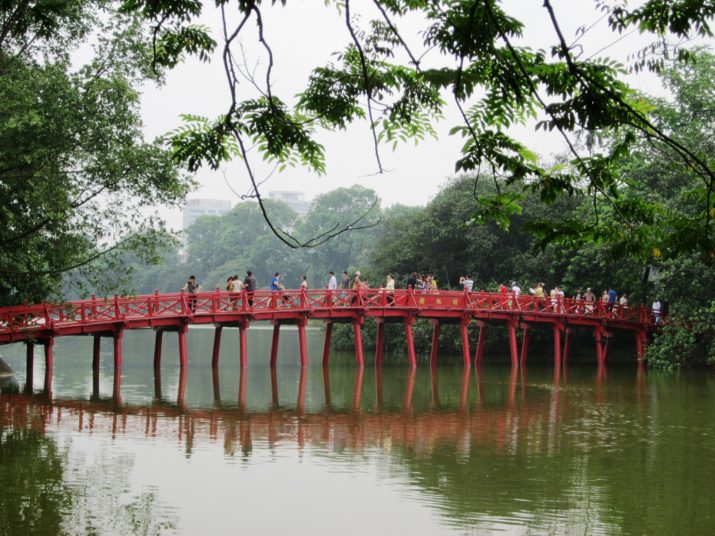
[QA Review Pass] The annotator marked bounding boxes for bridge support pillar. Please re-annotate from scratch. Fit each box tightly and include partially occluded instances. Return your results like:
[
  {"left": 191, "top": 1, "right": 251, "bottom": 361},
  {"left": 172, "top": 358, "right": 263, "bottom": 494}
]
[
  {"left": 474, "top": 321, "right": 487, "bottom": 366},
  {"left": 519, "top": 324, "right": 530, "bottom": 366},
  {"left": 404, "top": 318, "right": 416, "bottom": 368},
  {"left": 177, "top": 367, "right": 187, "bottom": 408},
  {"left": 430, "top": 320, "right": 441, "bottom": 366},
  {"left": 112, "top": 330, "right": 123, "bottom": 370},
  {"left": 212, "top": 366, "right": 221, "bottom": 403},
  {"left": 352, "top": 366, "right": 364, "bottom": 412},
  {"left": 239, "top": 366, "right": 247, "bottom": 412},
  {"left": 92, "top": 335, "right": 101, "bottom": 370},
  {"left": 595, "top": 326, "right": 611, "bottom": 367},
  {"left": 270, "top": 323, "right": 280, "bottom": 367},
  {"left": 25, "top": 342, "right": 34, "bottom": 392},
  {"left": 322, "top": 321, "right": 333, "bottom": 367},
  {"left": 211, "top": 326, "right": 222, "bottom": 367},
  {"left": 298, "top": 319, "right": 308, "bottom": 367},
  {"left": 553, "top": 324, "right": 563, "bottom": 369},
  {"left": 112, "top": 366, "right": 122, "bottom": 402},
  {"left": 298, "top": 366, "right": 307, "bottom": 413},
  {"left": 153, "top": 330, "right": 163, "bottom": 368},
  {"left": 239, "top": 320, "right": 249, "bottom": 368},
  {"left": 636, "top": 330, "right": 648, "bottom": 362},
  {"left": 562, "top": 328, "right": 572, "bottom": 366},
  {"left": 460, "top": 319, "right": 471, "bottom": 367},
  {"left": 353, "top": 318, "right": 364, "bottom": 367},
  {"left": 508, "top": 321, "right": 519, "bottom": 368},
  {"left": 375, "top": 319, "right": 385, "bottom": 367},
  {"left": 177, "top": 324, "right": 188, "bottom": 368},
  {"left": 42, "top": 339, "right": 54, "bottom": 393},
  {"left": 154, "top": 367, "right": 162, "bottom": 400}
]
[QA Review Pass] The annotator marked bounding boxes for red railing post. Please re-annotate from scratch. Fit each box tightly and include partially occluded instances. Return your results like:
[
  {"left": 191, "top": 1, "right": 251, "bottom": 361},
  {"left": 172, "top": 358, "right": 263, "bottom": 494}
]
[
  {"left": 114, "top": 294, "right": 121, "bottom": 319},
  {"left": 180, "top": 289, "right": 187, "bottom": 314},
  {"left": 300, "top": 288, "right": 307, "bottom": 309}
]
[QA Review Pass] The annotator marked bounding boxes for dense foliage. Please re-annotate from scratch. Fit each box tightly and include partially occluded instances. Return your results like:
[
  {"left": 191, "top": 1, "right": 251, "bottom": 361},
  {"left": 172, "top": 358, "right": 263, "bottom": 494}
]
[
  {"left": 119, "top": 0, "right": 715, "bottom": 258},
  {"left": 0, "top": 1, "right": 192, "bottom": 305}
]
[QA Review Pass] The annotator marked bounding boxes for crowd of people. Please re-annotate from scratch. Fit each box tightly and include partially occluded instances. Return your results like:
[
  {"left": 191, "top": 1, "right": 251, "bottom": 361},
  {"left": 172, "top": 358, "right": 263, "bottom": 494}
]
[{"left": 181, "top": 271, "right": 666, "bottom": 320}]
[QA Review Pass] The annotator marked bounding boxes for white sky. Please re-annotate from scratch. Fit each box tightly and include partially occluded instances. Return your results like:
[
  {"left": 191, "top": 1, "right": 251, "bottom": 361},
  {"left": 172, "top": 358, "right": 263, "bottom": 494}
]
[{"left": 139, "top": 0, "right": 669, "bottom": 231}]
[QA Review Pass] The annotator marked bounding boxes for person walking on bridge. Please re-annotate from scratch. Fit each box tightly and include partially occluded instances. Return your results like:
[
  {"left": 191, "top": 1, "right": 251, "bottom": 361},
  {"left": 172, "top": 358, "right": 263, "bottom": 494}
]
[
  {"left": 243, "top": 271, "right": 257, "bottom": 307},
  {"left": 183, "top": 275, "right": 200, "bottom": 312}
]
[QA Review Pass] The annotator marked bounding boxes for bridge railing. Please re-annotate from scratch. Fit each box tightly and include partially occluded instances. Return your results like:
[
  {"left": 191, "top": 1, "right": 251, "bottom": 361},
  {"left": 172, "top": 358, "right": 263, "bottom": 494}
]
[{"left": 0, "top": 289, "right": 656, "bottom": 340}]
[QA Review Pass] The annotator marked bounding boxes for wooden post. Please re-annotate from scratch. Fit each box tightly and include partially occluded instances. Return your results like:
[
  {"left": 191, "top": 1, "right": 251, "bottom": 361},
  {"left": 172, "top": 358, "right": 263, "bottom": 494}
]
[
  {"left": 375, "top": 319, "right": 385, "bottom": 367},
  {"left": 602, "top": 337, "right": 610, "bottom": 364},
  {"left": 519, "top": 325, "right": 530, "bottom": 366},
  {"left": 297, "top": 366, "right": 307, "bottom": 413},
  {"left": 404, "top": 318, "right": 416, "bottom": 368},
  {"left": 270, "top": 323, "right": 280, "bottom": 367},
  {"left": 177, "top": 367, "right": 187, "bottom": 407},
  {"left": 239, "top": 320, "right": 249, "bottom": 368},
  {"left": 508, "top": 321, "right": 519, "bottom": 368},
  {"left": 113, "top": 329, "right": 123, "bottom": 370},
  {"left": 211, "top": 325, "right": 222, "bottom": 367},
  {"left": 153, "top": 330, "right": 163, "bottom": 368},
  {"left": 322, "top": 321, "right": 333, "bottom": 367},
  {"left": 298, "top": 319, "right": 308, "bottom": 367},
  {"left": 460, "top": 319, "right": 471, "bottom": 367},
  {"left": 112, "top": 365, "right": 121, "bottom": 402},
  {"left": 92, "top": 335, "right": 101, "bottom": 370},
  {"left": 271, "top": 366, "right": 279, "bottom": 408},
  {"left": 459, "top": 366, "right": 470, "bottom": 412},
  {"left": 553, "top": 324, "right": 562, "bottom": 369},
  {"left": 352, "top": 366, "right": 364, "bottom": 412},
  {"left": 322, "top": 366, "right": 331, "bottom": 408},
  {"left": 212, "top": 365, "right": 221, "bottom": 403},
  {"left": 475, "top": 321, "right": 487, "bottom": 366},
  {"left": 177, "top": 324, "right": 188, "bottom": 368},
  {"left": 636, "top": 331, "right": 647, "bottom": 362},
  {"left": 239, "top": 366, "right": 247, "bottom": 412},
  {"left": 353, "top": 318, "right": 364, "bottom": 367},
  {"left": 153, "top": 366, "right": 162, "bottom": 400},
  {"left": 43, "top": 338, "right": 54, "bottom": 393},
  {"left": 595, "top": 327, "right": 604, "bottom": 367},
  {"left": 25, "top": 342, "right": 34, "bottom": 392},
  {"left": 562, "top": 328, "right": 571, "bottom": 366},
  {"left": 92, "top": 363, "right": 100, "bottom": 399},
  {"left": 430, "top": 320, "right": 441, "bottom": 366},
  {"left": 403, "top": 367, "right": 416, "bottom": 411}
]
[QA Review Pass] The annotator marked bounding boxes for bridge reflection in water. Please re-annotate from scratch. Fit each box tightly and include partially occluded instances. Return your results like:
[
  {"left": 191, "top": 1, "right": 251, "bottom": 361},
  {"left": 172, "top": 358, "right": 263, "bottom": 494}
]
[{"left": 2, "top": 363, "right": 641, "bottom": 456}]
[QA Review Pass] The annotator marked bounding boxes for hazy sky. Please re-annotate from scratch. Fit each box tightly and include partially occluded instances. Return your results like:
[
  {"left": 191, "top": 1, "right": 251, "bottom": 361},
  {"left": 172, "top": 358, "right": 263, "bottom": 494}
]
[{"left": 139, "top": 0, "right": 666, "bottom": 230}]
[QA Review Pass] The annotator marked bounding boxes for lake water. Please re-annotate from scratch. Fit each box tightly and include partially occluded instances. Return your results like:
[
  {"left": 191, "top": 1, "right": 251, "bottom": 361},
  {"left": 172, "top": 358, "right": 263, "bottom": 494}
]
[{"left": 1, "top": 326, "right": 714, "bottom": 535}]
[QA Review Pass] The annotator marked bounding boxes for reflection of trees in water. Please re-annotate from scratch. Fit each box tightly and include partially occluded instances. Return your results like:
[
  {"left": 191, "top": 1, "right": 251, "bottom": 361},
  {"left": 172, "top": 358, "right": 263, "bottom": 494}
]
[
  {"left": 0, "top": 407, "right": 177, "bottom": 535},
  {"left": 3, "top": 367, "right": 715, "bottom": 534},
  {"left": 0, "top": 427, "right": 70, "bottom": 534}
]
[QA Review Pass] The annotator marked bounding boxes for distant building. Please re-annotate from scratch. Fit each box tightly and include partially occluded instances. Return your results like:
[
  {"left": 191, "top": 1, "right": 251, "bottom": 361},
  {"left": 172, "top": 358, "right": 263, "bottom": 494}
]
[
  {"left": 266, "top": 190, "right": 312, "bottom": 216},
  {"left": 182, "top": 198, "right": 232, "bottom": 229}
]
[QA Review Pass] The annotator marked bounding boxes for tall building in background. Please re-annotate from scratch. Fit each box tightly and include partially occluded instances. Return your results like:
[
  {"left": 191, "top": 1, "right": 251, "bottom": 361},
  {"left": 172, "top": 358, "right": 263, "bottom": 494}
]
[
  {"left": 180, "top": 198, "right": 232, "bottom": 263},
  {"left": 182, "top": 198, "right": 232, "bottom": 229},
  {"left": 266, "top": 190, "right": 312, "bottom": 216}
]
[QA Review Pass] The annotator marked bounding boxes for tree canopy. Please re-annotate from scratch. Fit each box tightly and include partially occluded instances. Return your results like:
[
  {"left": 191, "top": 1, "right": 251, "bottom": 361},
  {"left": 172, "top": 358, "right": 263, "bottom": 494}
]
[
  {"left": 0, "top": 1, "right": 192, "bottom": 305},
  {"left": 120, "top": 0, "right": 715, "bottom": 258}
]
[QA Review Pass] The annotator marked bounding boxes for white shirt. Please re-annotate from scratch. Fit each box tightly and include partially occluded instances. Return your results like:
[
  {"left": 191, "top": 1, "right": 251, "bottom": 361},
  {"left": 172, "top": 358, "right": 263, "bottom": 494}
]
[
  {"left": 512, "top": 285, "right": 521, "bottom": 295},
  {"left": 463, "top": 278, "right": 474, "bottom": 292},
  {"left": 328, "top": 275, "right": 337, "bottom": 290}
]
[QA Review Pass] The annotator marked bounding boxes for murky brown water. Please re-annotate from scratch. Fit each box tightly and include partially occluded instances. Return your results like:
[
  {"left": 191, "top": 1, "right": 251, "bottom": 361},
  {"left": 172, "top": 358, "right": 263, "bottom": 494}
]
[{"left": 1, "top": 326, "right": 714, "bottom": 535}]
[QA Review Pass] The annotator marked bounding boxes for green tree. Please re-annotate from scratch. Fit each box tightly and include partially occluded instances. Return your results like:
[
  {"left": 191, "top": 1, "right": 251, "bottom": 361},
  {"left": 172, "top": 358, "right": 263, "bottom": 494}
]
[
  {"left": 122, "top": 0, "right": 715, "bottom": 258},
  {"left": 296, "top": 184, "right": 382, "bottom": 287},
  {"left": 0, "top": 2, "right": 192, "bottom": 305}
]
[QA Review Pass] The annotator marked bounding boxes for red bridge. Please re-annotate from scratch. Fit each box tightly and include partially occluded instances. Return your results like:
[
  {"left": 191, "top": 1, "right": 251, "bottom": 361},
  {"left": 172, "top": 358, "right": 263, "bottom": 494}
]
[{"left": 0, "top": 289, "right": 654, "bottom": 387}]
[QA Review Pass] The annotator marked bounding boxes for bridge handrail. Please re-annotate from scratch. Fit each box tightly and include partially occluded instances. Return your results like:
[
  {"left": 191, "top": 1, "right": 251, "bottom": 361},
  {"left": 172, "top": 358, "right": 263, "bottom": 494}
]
[{"left": 0, "top": 289, "right": 658, "bottom": 339}]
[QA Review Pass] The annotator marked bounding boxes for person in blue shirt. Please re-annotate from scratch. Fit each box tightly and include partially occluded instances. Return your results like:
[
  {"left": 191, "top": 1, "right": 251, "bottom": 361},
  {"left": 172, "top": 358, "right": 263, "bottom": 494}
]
[
  {"left": 607, "top": 288, "right": 617, "bottom": 313},
  {"left": 271, "top": 272, "right": 283, "bottom": 291}
]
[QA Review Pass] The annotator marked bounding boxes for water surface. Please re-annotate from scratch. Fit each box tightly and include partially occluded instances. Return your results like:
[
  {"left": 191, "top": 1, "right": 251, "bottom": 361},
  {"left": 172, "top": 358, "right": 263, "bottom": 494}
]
[{"left": 1, "top": 327, "right": 714, "bottom": 535}]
